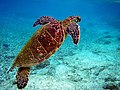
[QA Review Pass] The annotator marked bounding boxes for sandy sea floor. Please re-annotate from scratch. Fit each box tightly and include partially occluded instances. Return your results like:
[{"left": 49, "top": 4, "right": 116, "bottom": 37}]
[{"left": 0, "top": 14, "right": 120, "bottom": 90}]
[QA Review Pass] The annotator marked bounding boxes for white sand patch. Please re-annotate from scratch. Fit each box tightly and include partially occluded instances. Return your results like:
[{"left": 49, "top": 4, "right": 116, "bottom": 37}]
[{"left": 25, "top": 75, "right": 75, "bottom": 90}]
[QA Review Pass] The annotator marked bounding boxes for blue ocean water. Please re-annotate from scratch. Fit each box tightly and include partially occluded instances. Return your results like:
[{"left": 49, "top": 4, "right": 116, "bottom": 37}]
[{"left": 0, "top": 0, "right": 120, "bottom": 90}]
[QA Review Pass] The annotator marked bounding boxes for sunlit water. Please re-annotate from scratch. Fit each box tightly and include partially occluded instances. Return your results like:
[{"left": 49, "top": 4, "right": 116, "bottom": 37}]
[{"left": 0, "top": 0, "right": 120, "bottom": 90}]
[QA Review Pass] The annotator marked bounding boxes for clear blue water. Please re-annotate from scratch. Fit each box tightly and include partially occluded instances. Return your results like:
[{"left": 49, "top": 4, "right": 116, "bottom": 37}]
[{"left": 0, "top": 0, "right": 120, "bottom": 90}]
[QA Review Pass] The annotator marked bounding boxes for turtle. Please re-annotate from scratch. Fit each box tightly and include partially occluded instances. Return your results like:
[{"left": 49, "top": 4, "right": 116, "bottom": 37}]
[{"left": 8, "top": 16, "right": 81, "bottom": 90}]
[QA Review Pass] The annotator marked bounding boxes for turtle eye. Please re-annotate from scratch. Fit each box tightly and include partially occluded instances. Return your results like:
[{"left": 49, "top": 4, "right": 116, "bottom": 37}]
[{"left": 76, "top": 17, "right": 81, "bottom": 22}]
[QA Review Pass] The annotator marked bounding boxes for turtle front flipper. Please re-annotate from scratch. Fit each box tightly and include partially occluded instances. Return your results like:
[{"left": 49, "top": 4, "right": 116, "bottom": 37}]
[
  {"left": 65, "top": 22, "right": 80, "bottom": 44},
  {"left": 16, "top": 67, "right": 30, "bottom": 90},
  {"left": 33, "top": 16, "right": 55, "bottom": 27}
]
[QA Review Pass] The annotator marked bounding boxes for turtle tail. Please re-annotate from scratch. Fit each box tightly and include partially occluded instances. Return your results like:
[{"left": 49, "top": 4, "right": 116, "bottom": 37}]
[
  {"left": 16, "top": 67, "right": 30, "bottom": 89},
  {"left": 7, "top": 63, "right": 16, "bottom": 73}
]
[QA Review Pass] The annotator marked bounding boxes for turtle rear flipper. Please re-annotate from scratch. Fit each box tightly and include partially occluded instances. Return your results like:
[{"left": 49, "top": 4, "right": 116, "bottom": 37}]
[{"left": 16, "top": 67, "right": 30, "bottom": 89}]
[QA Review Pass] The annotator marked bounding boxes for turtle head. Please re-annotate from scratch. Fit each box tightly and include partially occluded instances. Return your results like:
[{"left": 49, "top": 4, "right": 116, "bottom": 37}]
[
  {"left": 68, "top": 16, "right": 81, "bottom": 23},
  {"left": 62, "top": 16, "right": 81, "bottom": 27}
]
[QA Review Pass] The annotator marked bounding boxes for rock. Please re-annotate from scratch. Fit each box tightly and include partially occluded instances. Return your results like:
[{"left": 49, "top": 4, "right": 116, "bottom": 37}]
[
  {"left": 3, "top": 44, "right": 9, "bottom": 48},
  {"left": 2, "top": 43, "right": 10, "bottom": 50},
  {"left": 117, "top": 47, "right": 120, "bottom": 51},
  {"left": 102, "top": 35, "right": 112, "bottom": 38},
  {"left": 35, "top": 60, "right": 50, "bottom": 69},
  {"left": 103, "top": 83, "right": 119, "bottom": 90},
  {"left": 104, "top": 41, "right": 111, "bottom": 44},
  {"left": 104, "top": 77, "right": 117, "bottom": 82},
  {"left": 4, "top": 55, "right": 15, "bottom": 59},
  {"left": 117, "top": 37, "right": 120, "bottom": 41},
  {"left": 54, "top": 64, "right": 72, "bottom": 79}
]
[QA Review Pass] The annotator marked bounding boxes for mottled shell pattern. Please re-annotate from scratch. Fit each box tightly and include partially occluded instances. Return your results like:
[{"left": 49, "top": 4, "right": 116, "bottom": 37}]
[
  {"left": 8, "top": 16, "right": 81, "bottom": 89},
  {"left": 11, "top": 20, "right": 65, "bottom": 69}
]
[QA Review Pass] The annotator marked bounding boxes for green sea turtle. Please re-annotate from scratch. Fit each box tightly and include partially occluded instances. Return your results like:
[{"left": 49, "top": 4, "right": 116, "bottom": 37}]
[{"left": 8, "top": 16, "right": 81, "bottom": 89}]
